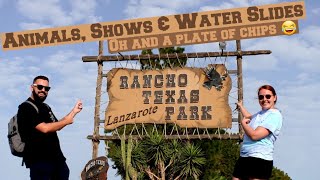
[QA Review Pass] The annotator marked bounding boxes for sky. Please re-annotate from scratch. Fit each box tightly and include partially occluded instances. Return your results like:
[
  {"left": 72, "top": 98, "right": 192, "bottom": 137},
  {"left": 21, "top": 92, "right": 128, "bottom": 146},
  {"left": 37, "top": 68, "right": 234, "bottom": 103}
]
[{"left": 0, "top": 0, "right": 319, "bottom": 179}]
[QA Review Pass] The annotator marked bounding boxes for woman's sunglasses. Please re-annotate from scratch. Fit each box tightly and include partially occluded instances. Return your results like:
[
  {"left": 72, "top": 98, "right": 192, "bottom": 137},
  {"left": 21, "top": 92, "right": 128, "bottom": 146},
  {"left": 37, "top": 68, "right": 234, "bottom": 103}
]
[
  {"left": 258, "top": 94, "right": 272, "bottom": 100},
  {"left": 33, "top": 84, "right": 51, "bottom": 91}
]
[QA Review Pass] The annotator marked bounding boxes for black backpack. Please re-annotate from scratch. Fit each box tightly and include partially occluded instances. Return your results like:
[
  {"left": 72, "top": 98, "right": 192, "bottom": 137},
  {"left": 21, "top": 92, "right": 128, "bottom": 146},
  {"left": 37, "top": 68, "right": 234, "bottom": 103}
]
[{"left": 7, "top": 101, "right": 38, "bottom": 157}]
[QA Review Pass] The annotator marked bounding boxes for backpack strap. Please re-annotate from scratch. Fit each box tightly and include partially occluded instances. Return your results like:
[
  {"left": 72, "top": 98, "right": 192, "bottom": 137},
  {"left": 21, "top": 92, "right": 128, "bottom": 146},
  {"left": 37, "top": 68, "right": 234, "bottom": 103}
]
[
  {"left": 24, "top": 101, "right": 39, "bottom": 113},
  {"left": 43, "top": 103, "right": 51, "bottom": 110},
  {"left": 20, "top": 100, "right": 39, "bottom": 166},
  {"left": 43, "top": 103, "right": 58, "bottom": 122}
]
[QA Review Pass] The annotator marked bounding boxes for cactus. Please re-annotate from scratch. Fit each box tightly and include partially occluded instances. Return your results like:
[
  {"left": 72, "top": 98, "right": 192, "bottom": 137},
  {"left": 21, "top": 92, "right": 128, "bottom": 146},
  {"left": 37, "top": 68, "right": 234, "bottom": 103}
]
[{"left": 121, "top": 135, "right": 138, "bottom": 180}]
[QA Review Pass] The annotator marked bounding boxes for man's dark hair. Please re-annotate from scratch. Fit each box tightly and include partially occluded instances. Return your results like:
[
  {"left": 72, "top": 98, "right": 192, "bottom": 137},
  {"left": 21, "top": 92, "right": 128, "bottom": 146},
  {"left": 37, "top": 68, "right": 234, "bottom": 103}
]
[{"left": 33, "top": 75, "right": 49, "bottom": 83}]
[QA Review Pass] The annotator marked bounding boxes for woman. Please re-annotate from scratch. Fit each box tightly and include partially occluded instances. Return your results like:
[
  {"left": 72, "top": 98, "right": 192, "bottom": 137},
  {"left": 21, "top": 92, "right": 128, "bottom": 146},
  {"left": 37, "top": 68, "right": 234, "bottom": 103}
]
[{"left": 232, "top": 85, "right": 283, "bottom": 180}]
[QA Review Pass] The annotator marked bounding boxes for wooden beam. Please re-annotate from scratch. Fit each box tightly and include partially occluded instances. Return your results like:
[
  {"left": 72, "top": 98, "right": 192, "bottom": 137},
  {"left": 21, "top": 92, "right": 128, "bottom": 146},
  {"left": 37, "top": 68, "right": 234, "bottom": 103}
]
[
  {"left": 92, "top": 41, "right": 104, "bottom": 159},
  {"left": 82, "top": 50, "right": 271, "bottom": 62},
  {"left": 236, "top": 40, "right": 244, "bottom": 139},
  {"left": 99, "top": 70, "right": 237, "bottom": 79},
  {"left": 228, "top": 70, "right": 237, "bottom": 75},
  {"left": 87, "top": 134, "right": 241, "bottom": 140},
  {"left": 99, "top": 118, "right": 239, "bottom": 123}
]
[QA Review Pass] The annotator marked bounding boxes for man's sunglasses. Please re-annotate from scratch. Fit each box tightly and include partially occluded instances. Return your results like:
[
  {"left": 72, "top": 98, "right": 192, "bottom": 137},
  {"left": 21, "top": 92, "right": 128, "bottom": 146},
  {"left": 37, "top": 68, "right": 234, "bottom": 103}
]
[
  {"left": 258, "top": 94, "right": 272, "bottom": 100},
  {"left": 33, "top": 84, "right": 51, "bottom": 91}
]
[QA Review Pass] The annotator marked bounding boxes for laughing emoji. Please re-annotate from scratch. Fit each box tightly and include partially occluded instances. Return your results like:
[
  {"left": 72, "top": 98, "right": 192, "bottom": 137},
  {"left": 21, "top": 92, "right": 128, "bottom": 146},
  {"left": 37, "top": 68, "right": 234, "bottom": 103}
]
[{"left": 282, "top": 21, "right": 297, "bottom": 35}]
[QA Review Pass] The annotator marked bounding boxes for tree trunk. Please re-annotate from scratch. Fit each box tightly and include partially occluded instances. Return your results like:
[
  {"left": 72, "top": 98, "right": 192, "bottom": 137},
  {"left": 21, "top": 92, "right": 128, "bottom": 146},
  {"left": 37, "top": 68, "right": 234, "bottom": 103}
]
[
  {"left": 159, "top": 160, "right": 166, "bottom": 180},
  {"left": 145, "top": 167, "right": 158, "bottom": 180}
]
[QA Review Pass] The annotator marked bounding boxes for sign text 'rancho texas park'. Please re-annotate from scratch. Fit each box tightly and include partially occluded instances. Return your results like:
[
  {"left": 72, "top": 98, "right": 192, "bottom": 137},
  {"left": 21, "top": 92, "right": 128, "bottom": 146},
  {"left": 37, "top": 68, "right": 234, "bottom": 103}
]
[{"left": 104, "top": 65, "right": 232, "bottom": 130}]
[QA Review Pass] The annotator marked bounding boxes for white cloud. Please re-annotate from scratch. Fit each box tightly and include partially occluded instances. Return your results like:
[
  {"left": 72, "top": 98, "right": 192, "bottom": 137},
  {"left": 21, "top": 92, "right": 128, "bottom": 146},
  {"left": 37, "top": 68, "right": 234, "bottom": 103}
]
[
  {"left": 243, "top": 34, "right": 320, "bottom": 72},
  {"left": 300, "top": 25, "right": 320, "bottom": 46},
  {"left": 167, "top": 0, "right": 204, "bottom": 10},
  {"left": 0, "top": 56, "right": 42, "bottom": 107},
  {"left": 133, "top": 0, "right": 203, "bottom": 11},
  {"left": 0, "top": 49, "right": 98, "bottom": 115},
  {"left": 69, "top": 0, "right": 102, "bottom": 23},
  {"left": 199, "top": 3, "right": 236, "bottom": 12},
  {"left": 311, "top": 8, "right": 320, "bottom": 15},
  {"left": 17, "top": 0, "right": 73, "bottom": 26},
  {"left": 16, "top": 0, "right": 101, "bottom": 28},
  {"left": 124, "top": 4, "right": 176, "bottom": 18},
  {"left": 278, "top": 80, "right": 320, "bottom": 120},
  {"left": 244, "top": 53, "right": 279, "bottom": 71},
  {"left": 296, "top": 72, "right": 312, "bottom": 82},
  {"left": 124, "top": 0, "right": 205, "bottom": 18},
  {"left": 199, "top": 0, "right": 280, "bottom": 12},
  {"left": 230, "top": 0, "right": 250, "bottom": 7},
  {"left": 19, "top": 22, "right": 51, "bottom": 30},
  {"left": 251, "top": 0, "right": 279, "bottom": 6}
]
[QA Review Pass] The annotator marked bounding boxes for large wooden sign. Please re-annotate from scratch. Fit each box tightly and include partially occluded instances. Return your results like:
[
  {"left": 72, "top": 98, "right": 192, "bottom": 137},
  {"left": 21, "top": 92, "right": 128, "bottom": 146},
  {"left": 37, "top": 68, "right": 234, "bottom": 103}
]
[
  {"left": 1, "top": 1, "right": 305, "bottom": 51},
  {"left": 105, "top": 64, "right": 232, "bottom": 130}
]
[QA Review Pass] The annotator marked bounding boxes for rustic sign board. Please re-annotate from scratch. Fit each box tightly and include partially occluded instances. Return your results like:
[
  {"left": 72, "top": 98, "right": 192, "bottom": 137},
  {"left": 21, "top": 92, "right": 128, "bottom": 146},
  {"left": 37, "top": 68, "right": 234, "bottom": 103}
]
[
  {"left": 1, "top": 1, "right": 305, "bottom": 51},
  {"left": 105, "top": 64, "right": 232, "bottom": 130}
]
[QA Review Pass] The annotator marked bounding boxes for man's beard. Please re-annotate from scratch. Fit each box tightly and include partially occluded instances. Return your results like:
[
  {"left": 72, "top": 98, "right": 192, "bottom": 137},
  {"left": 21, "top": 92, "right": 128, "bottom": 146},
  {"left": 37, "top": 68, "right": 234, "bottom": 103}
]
[{"left": 32, "top": 90, "right": 47, "bottom": 102}]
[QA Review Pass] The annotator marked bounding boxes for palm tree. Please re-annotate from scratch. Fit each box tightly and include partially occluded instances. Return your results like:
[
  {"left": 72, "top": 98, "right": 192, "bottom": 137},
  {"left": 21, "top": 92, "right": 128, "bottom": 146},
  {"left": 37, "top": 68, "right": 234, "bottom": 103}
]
[
  {"left": 108, "top": 133, "right": 207, "bottom": 180},
  {"left": 142, "top": 133, "right": 170, "bottom": 180},
  {"left": 174, "top": 142, "right": 206, "bottom": 180},
  {"left": 140, "top": 47, "right": 187, "bottom": 70}
]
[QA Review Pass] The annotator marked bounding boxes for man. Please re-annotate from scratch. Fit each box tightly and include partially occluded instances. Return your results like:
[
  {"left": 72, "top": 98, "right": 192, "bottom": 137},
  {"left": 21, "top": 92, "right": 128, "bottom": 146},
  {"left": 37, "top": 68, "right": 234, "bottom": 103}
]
[{"left": 17, "top": 75, "right": 83, "bottom": 180}]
